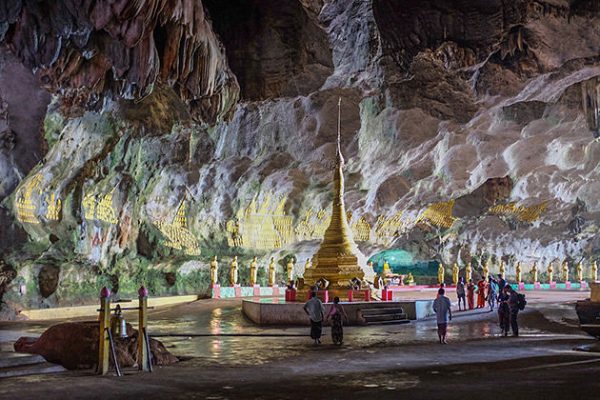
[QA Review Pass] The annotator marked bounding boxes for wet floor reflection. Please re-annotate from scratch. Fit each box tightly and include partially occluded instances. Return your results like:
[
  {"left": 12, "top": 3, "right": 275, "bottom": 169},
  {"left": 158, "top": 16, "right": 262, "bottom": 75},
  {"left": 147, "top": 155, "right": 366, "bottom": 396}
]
[
  {"left": 1, "top": 302, "right": 557, "bottom": 366},
  {"left": 143, "top": 305, "right": 541, "bottom": 365}
]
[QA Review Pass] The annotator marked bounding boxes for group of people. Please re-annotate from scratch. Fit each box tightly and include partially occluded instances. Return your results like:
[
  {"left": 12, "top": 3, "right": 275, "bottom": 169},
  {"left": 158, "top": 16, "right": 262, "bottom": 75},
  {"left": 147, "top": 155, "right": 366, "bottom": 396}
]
[
  {"left": 303, "top": 273, "right": 525, "bottom": 346},
  {"left": 303, "top": 292, "right": 348, "bottom": 345},
  {"left": 433, "top": 273, "right": 525, "bottom": 344},
  {"left": 455, "top": 274, "right": 506, "bottom": 312}
]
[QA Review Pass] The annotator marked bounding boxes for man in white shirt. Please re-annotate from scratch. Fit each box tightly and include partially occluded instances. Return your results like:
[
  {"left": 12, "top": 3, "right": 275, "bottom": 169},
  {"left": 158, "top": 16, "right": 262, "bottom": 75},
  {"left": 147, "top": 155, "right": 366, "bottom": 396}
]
[
  {"left": 303, "top": 291, "right": 325, "bottom": 344},
  {"left": 433, "top": 288, "right": 452, "bottom": 344}
]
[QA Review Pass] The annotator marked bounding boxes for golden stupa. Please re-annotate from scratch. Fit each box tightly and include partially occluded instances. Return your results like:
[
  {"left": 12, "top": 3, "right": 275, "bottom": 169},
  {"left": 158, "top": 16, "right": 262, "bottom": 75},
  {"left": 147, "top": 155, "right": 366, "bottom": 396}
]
[{"left": 300, "top": 98, "right": 373, "bottom": 300}]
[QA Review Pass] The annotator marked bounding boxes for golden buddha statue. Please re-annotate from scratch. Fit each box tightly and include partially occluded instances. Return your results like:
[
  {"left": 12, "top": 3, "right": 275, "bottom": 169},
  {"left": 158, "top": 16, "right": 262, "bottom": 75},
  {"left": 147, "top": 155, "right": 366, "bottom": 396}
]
[
  {"left": 515, "top": 262, "right": 522, "bottom": 283},
  {"left": 499, "top": 260, "right": 505, "bottom": 277},
  {"left": 592, "top": 261, "right": 598, "bottom": 282},
  {"left": 210, "top": 255, "right": 219, "bottom": 285},
  {"left": 406, "top": 272, "right": 415, "bottom": 285},
  {"left": 452, "top": 263, "right": 459, "bottom": 285},
  {"left": 286, "top": 257, "right": 295, "bottom": 283},
  {"left": 576, "top": 262, "right": 583, "bottom": 282},
  {"left": 229, "top": 256, "right": 239, "bottom": 285},
  {"left": 465, "top": 262, "right": 472, "bottom": 282},
  {"left": 562, "top": 260, "right": 569, "bottom": 282},
  {"left": 383, "top": 259, "right": 391, "bottom": 276},
  {"left": 304, "top": 258, "right": 312, "bottom": 273},
  {"left": 249, "top": 256, "right": 258, "bottom": 286},
  {"left": 547, "top": 262, "right": 554, "bottom": 283},
  {"left": 268, "top": 257, "right": 276, "bottom": 287},
  {"left": 438, "top": 263, "right": 445, "bottom": 284},
  {"left": 531, "top": 261, "right": 538, "bottom": 283}
]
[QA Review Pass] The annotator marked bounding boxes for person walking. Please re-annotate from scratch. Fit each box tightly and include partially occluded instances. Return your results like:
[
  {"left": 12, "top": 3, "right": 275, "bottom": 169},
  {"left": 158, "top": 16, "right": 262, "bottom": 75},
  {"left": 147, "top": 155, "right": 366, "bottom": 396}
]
[
  {"left": 433, "top": 288, "right": 452, "bottom": 344},
  {"left": 303, "top": 291, "right": 325, "bottom": 344},
  {"left": 497, "top": 285, "right": 510, "bottom": 335},
  {"left": 487, "top": 276, "right": 498, "bottom": 311},
  {"left": 466, "top": 279, "right": 476, "bottom": 310},
  {"left": 325, "top": 296, "right": 348, "bottom": 345},
  {"left": 476, "top": 278, "right": 486, "bottom": 308},
  {"left": 456, "top": 277, "right": 466, "bottom": 311},
  {"left": 497, "top": 273, "right": 506, "bottom": 295},
  {"left": 505, "top": 285, "right": 520, "bottom": 337}
]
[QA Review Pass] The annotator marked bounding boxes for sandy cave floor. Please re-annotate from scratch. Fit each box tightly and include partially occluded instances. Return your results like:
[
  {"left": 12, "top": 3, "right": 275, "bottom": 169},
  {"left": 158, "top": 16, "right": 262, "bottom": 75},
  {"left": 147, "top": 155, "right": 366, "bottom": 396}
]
[{"left": 0, "top": 290, "right": 599, "bottom": 399}]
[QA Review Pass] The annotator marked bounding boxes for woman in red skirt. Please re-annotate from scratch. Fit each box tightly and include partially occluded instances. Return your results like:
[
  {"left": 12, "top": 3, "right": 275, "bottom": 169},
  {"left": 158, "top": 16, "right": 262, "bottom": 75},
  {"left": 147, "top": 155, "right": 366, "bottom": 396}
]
[
  {"left": 476, "top": 278, "right": 487, "bottom": 308},
  {"left": 466, "top": 279, "right": 476, "bottom": 310}
]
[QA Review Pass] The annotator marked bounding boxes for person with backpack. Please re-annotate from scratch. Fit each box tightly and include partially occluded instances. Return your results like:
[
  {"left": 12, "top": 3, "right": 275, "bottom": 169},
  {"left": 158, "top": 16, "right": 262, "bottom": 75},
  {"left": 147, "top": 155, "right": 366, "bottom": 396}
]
[{"left": 505, "top": 285, "right": 525, "bottom": 337}]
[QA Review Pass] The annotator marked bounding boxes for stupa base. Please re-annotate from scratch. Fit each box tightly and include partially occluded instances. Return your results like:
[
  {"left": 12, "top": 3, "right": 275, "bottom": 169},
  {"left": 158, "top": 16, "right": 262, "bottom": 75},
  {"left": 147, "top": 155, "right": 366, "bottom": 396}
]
[{"left": 296, "top": 288, "right": 372, "bottom": 302}]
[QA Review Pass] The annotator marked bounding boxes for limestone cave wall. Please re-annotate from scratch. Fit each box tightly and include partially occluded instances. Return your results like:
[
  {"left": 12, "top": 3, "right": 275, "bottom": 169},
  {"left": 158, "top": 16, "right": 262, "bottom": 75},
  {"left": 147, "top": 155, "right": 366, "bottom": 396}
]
[{"left": 1, "top": 0, "right": 600, "bottom": 316}]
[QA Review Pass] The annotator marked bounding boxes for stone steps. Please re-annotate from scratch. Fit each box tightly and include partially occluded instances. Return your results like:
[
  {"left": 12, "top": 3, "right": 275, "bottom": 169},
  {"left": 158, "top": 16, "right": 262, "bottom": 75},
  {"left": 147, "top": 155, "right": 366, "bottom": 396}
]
[
  {"left": 0, "top": 353, "right": 46, "bottom": 369},
  {"left": 360, "top": 307, "right": 408, "bottom": 325},
  {"left": 0, "top": 352, "right": 66, "bottom": 378}
]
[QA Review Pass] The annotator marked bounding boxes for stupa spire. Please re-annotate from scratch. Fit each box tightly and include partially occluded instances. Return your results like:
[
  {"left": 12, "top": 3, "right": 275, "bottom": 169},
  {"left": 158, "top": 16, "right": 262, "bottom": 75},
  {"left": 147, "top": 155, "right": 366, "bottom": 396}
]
[
  {"left": 301, "top": 97, "right": 373, "bottom": 300},
  {"left": 336, "top": 97, "right": 344, "bottom": 167}
]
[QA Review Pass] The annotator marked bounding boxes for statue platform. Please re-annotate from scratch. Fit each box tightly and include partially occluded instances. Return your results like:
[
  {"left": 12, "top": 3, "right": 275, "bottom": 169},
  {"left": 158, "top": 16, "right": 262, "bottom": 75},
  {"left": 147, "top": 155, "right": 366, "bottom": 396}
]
[
  {"left": 211, "top": 284, "right": 281, "bottom": 299},
  {"left": 242, "top": 298, "right": 434, "bottom": 326}
]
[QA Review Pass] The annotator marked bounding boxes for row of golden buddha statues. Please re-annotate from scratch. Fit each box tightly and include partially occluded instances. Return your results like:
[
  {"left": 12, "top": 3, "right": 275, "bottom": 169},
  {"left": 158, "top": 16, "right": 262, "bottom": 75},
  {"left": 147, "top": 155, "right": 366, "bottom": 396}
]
[
  {"left": 209, "top": 255, "right": 309, "bottom": 287},
  {"left": 436, "top": 260, "right": 598, "bottom": 284}
]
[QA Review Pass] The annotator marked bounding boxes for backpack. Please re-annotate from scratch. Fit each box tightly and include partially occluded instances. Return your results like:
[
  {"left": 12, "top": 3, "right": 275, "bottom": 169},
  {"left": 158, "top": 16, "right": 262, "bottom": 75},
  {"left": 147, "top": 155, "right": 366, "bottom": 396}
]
[{"left": 517, "top": 292, "right": 527, "bottom": 311}]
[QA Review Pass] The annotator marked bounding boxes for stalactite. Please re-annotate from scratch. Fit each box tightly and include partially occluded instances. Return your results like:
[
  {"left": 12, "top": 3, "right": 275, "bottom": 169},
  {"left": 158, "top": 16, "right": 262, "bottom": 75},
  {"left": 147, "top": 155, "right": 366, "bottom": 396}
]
[
  {"left": 0, "top": 0, "right": 239, "bottom": 124},
  {"left": 580, "top": 77, "right": 600, "bottom": 137}
]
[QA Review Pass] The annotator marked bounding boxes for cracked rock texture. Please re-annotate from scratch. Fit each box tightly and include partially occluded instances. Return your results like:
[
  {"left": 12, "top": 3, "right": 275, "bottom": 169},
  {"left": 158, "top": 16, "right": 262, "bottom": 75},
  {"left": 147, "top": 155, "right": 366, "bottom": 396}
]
[{"left": 1, "top": 0, "right": 600, "bottom": 313}]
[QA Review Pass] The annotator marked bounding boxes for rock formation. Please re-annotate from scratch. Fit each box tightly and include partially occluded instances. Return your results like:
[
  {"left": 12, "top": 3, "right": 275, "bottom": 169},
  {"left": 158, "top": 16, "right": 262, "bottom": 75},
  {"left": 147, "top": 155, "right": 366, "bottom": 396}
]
[
  {"left": 14, "top": 321, "right": 178, "bottom": 370},
  {"left": 1, "top": 0, "right": 600, "bottom": 311}
]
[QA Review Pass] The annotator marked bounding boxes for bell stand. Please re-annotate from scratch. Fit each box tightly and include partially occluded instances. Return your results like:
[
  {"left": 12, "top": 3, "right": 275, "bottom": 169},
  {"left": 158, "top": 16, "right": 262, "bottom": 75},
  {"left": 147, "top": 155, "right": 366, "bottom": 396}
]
[{"left": 97, "top": 286, "right": 154, "bottom": 376}]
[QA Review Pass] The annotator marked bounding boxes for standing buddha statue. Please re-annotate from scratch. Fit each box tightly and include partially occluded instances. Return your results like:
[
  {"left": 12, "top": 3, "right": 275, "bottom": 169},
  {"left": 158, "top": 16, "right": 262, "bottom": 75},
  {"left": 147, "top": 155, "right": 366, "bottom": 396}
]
[
  {"left": 383, "top": 259, "right": 391, "bottom": 276},
  {"left": 547, "top": 262, "right": 554, "bottom": 283},
  {"left": 304, "top": 258, "right": 312, "bottom": 273},
  {"left": 499, "top": 261, "right": 505, "bottom": 277},
  {"left": 229, "top": 256, "right": 239, "bottom": 286},
  {"left": 249, "top": 256, "right": 258, "bottom": 286},
  {"left": 452, "top": 263, "right": 459, "bottom": 285},
  {"left": 562, "top": 260, "right": 569, "bottom": 282},
  {"left": 438, "top": 263, "right": 445, "bottom": 285},
  {"left": 531, "top": 261, "right": 538, "bottom": 283},
  {"left": 210, "top": 255, "right": 219, "bottom": 286},
  {"left": 515, "top": 262, "right": 522, "bottom": 283},
  {"left": 466, "top": 262, "right": 472, "bottom": 282},
  {"left": 286, "top": 257, "right": 295, "bottom": 283},
  {"left": 268, "top": 257, "right": 276, "bottom": 287},
  {"left": 576, "top": 262, "right": 583, "bottom": 282},
  {"left": 592, "top": 261, "right": 598, "bottom": 282}
]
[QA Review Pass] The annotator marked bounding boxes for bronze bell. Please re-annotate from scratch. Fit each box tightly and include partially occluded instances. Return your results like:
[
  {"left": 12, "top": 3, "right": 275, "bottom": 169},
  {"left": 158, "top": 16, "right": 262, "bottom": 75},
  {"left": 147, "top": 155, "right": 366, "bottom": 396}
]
[{"left": 110, "top": 304, "right": 128, "bottom": 338}]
